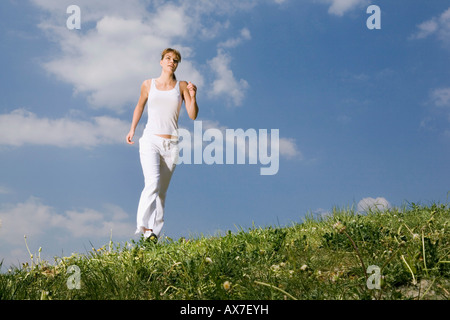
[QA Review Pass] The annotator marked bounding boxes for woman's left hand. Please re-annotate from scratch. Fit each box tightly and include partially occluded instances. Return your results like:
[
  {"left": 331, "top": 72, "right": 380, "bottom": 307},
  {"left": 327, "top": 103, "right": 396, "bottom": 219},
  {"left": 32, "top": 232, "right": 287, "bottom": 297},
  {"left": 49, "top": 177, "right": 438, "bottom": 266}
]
[{"left": 187, "top": 81, "right": 197, "bottom": 98}]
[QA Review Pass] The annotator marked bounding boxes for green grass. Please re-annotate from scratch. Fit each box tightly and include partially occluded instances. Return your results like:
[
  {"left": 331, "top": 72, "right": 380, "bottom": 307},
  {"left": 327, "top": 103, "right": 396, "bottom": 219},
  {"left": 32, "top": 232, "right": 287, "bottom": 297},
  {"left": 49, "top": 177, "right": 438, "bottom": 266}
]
[{"left": 1, "top": 202, "right": 449, "bottom": 300}]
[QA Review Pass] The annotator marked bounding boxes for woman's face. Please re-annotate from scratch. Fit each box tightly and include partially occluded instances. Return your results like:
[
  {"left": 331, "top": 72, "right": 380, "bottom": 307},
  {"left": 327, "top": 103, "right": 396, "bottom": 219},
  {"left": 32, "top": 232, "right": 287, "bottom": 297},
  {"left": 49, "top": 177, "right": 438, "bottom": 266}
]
[{"left": 160, "top": 52, "right": 179, "bottom": 73}]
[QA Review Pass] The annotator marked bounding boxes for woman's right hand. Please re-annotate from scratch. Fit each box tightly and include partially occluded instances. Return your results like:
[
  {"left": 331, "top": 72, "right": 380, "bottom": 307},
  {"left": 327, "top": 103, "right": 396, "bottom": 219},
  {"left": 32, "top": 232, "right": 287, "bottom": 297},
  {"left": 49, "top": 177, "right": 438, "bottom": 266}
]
[{"left": 126, "top": 130, "right": 135, "bottom": 145}]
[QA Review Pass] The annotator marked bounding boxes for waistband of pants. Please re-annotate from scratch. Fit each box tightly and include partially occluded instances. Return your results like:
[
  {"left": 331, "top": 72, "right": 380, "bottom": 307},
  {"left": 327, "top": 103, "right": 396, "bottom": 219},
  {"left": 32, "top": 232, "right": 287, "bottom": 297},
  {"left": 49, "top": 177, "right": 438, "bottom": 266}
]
[
  {"left": 144, "top": 133, "right": 179, "bottom": 142},
  {"left": 142, "top": 132, "right": 179, "bottom": 142}
]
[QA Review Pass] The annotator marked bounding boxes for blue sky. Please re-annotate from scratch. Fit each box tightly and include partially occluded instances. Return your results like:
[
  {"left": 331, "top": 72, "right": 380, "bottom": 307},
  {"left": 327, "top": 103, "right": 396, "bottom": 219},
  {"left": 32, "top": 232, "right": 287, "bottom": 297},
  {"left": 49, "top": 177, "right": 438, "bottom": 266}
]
[{"left": 1, "top": 0, "right": 449, "bottom": 269}]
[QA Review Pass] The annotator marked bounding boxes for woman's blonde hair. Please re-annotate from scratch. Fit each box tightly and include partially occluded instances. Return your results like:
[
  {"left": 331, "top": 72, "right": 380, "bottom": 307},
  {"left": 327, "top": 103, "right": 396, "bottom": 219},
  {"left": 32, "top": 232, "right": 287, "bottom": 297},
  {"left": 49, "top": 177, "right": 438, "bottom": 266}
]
[{"left": 161, "top": 48, "right": 181, "bottom": 63}]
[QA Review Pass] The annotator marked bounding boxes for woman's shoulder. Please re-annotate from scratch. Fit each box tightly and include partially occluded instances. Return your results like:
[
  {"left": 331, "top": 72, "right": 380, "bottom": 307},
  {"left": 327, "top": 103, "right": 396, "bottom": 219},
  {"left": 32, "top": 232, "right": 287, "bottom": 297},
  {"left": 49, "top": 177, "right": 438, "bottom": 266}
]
[
  {"left": 139, "top": 79, "right": 153, "bottom": 96},
  {"left": 141, "top": 78, "right": 153, "bottom": 88}
]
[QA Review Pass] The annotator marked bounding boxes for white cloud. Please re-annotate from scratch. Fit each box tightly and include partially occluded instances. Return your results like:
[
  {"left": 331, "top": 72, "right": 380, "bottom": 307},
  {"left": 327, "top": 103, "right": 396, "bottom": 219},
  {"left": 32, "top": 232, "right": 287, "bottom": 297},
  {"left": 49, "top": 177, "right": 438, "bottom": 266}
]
[
  {"left": 322, "top": 0, "right": 369, "bottom": 17},
  {"left": 150, "top": 4, "right": 191, "bottom": 38},
  {"left": 0, "top": 197, "right": 134, "bottom": 267},
  {"left": 206, "top": 27, "right": 252, "bottom": 106},
  {"left": 32, "top": 0, "right": 262, "bottom": 112},
  {"left": 0, "top": 108, "right": 303, "bottom": 158},
  {"left": 218, "top": 28, "right": 251, "bottom": 49},
  {"left": 0, "top": 109, "right": 129, "bottom": 148},
  {"left": 207, "top": 49, "right": 249, "bottom": 107},
  {"left": 30, "top": 0, "right": 299, "bottom": 112},
  {"left": 30, "top": 0, "right": 386, "bottom": 114},
  {"left": 431, "top": 87, "right": 450, "bottom": 108},
  {"left": 279, "top": 137, "right": 302, "bottom": 160},
  {"left": 182, "top": 0, "right": 257, "bottom": 16},
  {"left": 428, "top": 87, "right": 450, "bottom": 127},
  {"left": 0, "top": 197, "right": 57, "bottom": 244},
  {"left": 411, "top": 7, "right": 450, "bottom": 46},
  {"left": 33, "top": 1, "right": 199, "bottom": 112},
  {"left": 419, "top": 87, "right": 450, "bottom": 139},
  {"left": 413, "top": 20, "right": 439, "bottom": 39},
  {"left": 199, "top": 20, "right": 231, "bottom": 39},
  {"left": 357, "top": 197, "right": 391, "bottom": 213},
  {"left": 0, "top": 197, "right": 134, "bottom": 245},
  {"left": 31, "top": 0, "right": 146, "bottom": 24},
  {"left": 40, "top": 15, "right": 173, "bottom": 112},
  {"left": 313, "top": 207, "right": 332, "bottom": 218},
  {"left": 53, "top": 203, "right": 133, "bottom": 238}
]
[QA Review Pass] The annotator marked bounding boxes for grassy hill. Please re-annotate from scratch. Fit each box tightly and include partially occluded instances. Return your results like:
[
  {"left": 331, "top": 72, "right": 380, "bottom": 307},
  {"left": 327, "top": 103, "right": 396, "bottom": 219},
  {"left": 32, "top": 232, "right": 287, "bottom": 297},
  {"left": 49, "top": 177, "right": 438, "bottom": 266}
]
[{"left": 1, "top": 202, "right": 449, "bottom": 300}]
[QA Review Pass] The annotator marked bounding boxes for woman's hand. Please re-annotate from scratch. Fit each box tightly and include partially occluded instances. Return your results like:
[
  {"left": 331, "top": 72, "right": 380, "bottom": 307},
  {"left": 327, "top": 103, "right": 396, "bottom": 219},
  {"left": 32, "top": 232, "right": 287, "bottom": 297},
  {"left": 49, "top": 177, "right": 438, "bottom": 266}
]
[
  {"left": 187, "top": 81, "right": 197, "bottom": 99},
  {"left": 182, "top": 81, "right": 198, "bottom": 120},
  {"left": 126, "top": 129, "right": 135, "bottom": 145}
]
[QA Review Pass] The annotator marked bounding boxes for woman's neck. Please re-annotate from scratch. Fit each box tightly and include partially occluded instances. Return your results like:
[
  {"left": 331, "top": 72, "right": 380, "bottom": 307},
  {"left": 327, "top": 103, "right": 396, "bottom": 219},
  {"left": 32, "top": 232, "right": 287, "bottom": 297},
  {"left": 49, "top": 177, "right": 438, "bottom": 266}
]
[{"left": 157, "top": 71, "right": 176, "bottom": 84}]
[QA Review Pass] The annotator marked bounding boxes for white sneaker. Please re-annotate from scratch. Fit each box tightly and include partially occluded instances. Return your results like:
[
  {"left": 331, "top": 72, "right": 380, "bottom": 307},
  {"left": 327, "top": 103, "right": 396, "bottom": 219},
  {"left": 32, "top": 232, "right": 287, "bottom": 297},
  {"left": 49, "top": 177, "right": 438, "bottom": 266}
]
[{"left": 144, "top": 230, "right": 152, "bottom": 238}]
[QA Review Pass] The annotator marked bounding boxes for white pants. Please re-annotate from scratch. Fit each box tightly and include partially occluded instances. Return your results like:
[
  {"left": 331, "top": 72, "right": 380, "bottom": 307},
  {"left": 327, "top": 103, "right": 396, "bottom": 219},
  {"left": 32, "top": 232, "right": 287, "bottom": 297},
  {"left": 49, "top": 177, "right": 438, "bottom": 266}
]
[{"left": 135, "top": 134, "right": 179, "bottom": 238}]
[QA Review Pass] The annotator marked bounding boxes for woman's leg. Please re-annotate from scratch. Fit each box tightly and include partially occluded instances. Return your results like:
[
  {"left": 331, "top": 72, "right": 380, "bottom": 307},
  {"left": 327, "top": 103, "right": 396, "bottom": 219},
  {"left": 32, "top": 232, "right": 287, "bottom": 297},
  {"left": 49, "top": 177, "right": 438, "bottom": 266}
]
[
  {"left": 135, "top": 136, "right": 178, "bottom": 238},
  {"left": 135, "top": 136, "right": 161, "bottom": 236},
  {"left": 150, "top": 153, "right": 176, "bottom": 237}
]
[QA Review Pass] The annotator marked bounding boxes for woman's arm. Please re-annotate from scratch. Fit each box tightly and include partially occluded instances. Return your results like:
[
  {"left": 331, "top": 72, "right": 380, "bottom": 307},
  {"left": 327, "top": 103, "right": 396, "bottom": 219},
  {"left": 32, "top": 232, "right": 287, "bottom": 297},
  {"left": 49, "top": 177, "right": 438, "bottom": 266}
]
[
  {"left": 126, "top": 80, "right": 150, "bottom": 144},
  {"left": 181, "top": 81, "right": 199, "bottom": 120}
]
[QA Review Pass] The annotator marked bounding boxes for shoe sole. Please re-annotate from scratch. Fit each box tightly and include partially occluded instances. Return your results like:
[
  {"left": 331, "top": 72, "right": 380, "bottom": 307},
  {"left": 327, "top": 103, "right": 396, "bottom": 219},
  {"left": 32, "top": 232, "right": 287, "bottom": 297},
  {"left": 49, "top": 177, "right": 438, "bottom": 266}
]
[{"left": 146, "top": 233, "right": 158, "bottom": 244}]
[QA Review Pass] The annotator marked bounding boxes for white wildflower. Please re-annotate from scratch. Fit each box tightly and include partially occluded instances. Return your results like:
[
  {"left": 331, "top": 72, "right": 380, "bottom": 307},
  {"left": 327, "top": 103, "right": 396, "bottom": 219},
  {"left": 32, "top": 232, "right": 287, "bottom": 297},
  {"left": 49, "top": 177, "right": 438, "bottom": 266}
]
[{"left": 223, "top": 281, "right": 231, "bottom": 291}]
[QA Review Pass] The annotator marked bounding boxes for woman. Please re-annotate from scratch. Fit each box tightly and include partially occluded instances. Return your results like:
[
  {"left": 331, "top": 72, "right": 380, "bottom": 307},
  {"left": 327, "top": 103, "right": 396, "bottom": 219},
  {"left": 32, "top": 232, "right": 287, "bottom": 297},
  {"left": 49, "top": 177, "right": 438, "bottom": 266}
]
[{"left": 126, "top": 48, "right": 198, "bottom": 242}]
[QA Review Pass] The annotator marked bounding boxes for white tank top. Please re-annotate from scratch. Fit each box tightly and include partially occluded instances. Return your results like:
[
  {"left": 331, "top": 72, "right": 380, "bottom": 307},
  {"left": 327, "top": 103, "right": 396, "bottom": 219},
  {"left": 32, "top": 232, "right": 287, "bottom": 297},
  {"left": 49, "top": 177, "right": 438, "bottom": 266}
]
[{"left": 143, "top": 79, "right": 182, "bottom": 137}]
